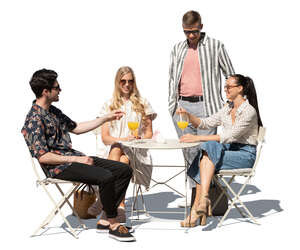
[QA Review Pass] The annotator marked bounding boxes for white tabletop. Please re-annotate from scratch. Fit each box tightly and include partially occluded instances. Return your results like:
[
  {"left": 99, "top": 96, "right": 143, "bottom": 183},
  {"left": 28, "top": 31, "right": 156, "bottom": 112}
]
[{"left": 121, "top": 139, "right": 200, "bottom": 149}]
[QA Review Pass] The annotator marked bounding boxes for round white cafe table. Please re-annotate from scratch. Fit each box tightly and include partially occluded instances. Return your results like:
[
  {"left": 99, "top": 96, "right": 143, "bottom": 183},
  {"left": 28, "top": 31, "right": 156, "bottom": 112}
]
[
  {"left": 121, "top": 138, "right": 200, "bottom": 149},
  {"left": 121, "top": 139, "right": 200, "bottom": 229}
]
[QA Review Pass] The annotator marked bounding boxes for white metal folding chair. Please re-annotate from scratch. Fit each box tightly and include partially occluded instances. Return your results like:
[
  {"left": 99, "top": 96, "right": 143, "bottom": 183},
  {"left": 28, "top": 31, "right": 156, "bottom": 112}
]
[
  {"left": 212, "top": 126, "right": 266, "bottom": 227},
  {"left": 30, "top": 155, "right": 87, "bottom": 238}
]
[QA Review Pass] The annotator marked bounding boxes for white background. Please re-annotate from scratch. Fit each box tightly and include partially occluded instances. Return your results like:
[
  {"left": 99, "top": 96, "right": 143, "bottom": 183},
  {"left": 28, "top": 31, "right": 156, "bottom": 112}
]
[{"left": 1, "top": 0, "right": 299, "bottom": 249}]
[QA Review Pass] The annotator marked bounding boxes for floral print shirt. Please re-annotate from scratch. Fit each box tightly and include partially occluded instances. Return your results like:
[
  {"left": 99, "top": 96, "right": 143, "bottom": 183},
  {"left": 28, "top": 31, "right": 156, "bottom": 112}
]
[{"left": 21, "top": 102, "right": 84, "bottom": 177}]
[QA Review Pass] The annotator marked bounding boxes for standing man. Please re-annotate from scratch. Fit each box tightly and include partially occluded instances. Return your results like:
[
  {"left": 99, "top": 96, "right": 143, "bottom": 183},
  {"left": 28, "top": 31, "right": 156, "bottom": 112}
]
[
  {"left": 168, "top": 10, "right": 235, "bottom": 206},
  {"left": 22, "top": 69, "right": 135, "bottom": 242}
]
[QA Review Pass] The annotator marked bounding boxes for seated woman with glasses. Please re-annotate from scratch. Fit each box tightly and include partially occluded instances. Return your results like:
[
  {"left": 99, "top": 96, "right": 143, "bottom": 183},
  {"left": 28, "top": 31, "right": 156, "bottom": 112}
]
[
  {"left": 177, "top": 74, "right": 263, "bottom": 227},
  {"left": 89, "top": 66, "right": 157, "bottom": 224}
]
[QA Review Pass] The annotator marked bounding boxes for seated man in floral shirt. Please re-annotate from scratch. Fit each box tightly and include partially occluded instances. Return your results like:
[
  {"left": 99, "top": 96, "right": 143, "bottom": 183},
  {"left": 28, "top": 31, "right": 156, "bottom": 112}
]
[{"left": 22, "top": 69, "right": 135, "bottom": 242}]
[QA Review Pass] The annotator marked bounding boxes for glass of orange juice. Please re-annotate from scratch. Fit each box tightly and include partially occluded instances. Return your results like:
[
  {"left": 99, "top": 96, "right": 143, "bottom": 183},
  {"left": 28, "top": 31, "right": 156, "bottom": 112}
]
[
  {"left": 127, "top": 111, "right": 140, "bottom": 139},
  {"left": 177, "top": 113, "right": 189, "bottom": 137}
]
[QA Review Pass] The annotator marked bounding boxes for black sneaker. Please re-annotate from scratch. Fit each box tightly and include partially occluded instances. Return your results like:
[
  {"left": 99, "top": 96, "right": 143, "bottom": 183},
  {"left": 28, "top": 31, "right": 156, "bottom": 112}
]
[
  {"left": 96, "top": 223, "right": 110, "bottom": 233},
  {"left": 109, "top": 225, "right": 136, "bottom": 242},
  {"left": 97, "top": 223, "right": 134, "bottom": 233}
]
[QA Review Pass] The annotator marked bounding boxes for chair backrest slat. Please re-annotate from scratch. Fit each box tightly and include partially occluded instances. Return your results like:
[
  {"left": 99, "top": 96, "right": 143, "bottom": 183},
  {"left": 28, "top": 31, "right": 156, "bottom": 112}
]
[
  {"left": 30, "top": 155, "right": 44, "bottom": 182},
  {"left": 251, "top": 126, "right": 266, "bottom": 175},
  {"left": 257, "top": 126, "right": 266, "bottom": 143}
]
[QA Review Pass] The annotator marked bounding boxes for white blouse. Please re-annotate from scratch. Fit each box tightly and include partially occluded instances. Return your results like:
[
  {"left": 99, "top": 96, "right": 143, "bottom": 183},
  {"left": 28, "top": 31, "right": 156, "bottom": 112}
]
[
  {"left": 97, "top": 97, "right": 157, "bottom": 144},
  {"left": 199, "top": 100, "right": 258, "bottom": 145}
]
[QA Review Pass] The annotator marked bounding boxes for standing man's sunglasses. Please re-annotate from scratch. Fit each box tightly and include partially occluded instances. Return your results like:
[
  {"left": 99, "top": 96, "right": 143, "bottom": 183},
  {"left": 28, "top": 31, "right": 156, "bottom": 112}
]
[{"left": 183, "top": 30, "right": 200, "bottom": 35}]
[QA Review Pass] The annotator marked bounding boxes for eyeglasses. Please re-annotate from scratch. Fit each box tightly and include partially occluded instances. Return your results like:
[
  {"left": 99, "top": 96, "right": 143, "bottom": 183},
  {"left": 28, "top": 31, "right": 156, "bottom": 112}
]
[
  {"left": 120, "top": 79, "right": 134, "bottom": 85},
  {"left": 52, "top": 84, "right": 61, "bottom": 91},
  {"left": 183, "top": 29, "right": 200, "bottom": 35},
  {"left": 224, "top": 85, "right": 239, "bottom": 90}
]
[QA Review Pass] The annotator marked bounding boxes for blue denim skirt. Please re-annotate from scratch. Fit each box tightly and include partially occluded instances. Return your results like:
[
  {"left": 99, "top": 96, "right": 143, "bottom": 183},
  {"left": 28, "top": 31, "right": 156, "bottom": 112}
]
[{"left": 187, "top": 141, "right": 256, "bottom": 184}]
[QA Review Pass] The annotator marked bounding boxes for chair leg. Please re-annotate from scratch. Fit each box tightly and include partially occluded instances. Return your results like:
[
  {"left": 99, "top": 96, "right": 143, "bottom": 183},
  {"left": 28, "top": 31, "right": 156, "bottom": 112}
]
[
  {"left": 225, "top": 177, "right": 260, "bottom": 225},
  {"left": 217, "top": 177, "right": 243, "bottom": 227},
  {"left": 217, "top": 175, "right": 259, "bottom": 227},
  {"left": 41, "top": 184, "right": 76, "bottom": 227},
  {"left": 32, "top": 183, "right": 70, "bottom": 236},
  {"left": 214, "top": 176, "right": 246, "bottom": 218},
  {"left": 55, "top": 184, "right": 87, "bottom": 229},
  {"left": 31, "top": 183, "right": 83, "bottom": 238}
]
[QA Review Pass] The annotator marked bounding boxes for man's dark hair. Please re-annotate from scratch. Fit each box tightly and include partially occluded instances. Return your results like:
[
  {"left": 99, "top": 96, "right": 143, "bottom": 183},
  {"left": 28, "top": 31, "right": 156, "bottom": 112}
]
[
  {"left": 182, "top": 10, "right": 202, "bottom": 26},
  {"left": 29, "top": 69, "right": 58, "bottom": 98}
]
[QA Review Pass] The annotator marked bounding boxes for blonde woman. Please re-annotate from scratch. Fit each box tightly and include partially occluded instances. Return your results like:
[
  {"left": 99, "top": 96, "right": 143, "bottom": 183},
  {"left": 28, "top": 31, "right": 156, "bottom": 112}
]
[{"left": 90, "top": 66, "right": 157, "bottom": 225}]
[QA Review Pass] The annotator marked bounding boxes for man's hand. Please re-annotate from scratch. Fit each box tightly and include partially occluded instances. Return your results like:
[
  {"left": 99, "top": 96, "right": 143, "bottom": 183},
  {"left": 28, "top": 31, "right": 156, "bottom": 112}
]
[
  {"left": 71, "top": 110, "right": 125, "bottom": 135},
  {"left": 74, "top": 156, "right": 94, "bottom": 165},
  {"left": 105, "top": 110, "right": 124, "bottom": 122},
  {"left": 179, "top": 134, "right": 200, "bottom": 143}
]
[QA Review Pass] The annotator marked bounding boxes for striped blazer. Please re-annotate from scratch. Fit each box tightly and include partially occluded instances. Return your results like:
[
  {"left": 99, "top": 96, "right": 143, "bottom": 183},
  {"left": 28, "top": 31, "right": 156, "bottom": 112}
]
[{"left": 168, "top": 33, "right": 235, "bottom": 117}]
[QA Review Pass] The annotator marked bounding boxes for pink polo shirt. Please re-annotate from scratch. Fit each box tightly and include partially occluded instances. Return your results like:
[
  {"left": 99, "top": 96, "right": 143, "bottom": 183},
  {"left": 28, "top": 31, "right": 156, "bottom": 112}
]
[{"left": 179, "top": 47, "right": 203, "bottom": 97}]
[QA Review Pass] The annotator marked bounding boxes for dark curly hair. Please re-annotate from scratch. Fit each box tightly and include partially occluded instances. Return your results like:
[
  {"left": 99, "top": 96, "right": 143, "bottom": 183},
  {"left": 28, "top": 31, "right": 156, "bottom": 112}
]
[{"left": 29, "top": 69, "right": 58, "bottom": 98}]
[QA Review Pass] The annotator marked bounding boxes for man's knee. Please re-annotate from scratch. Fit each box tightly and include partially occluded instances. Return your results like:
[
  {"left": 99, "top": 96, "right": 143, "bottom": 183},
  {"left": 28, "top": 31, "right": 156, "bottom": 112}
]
[
  {"left": 126, "top": 164, "right": 133, "bottom": 176},
  {"left": 121, "top": 163, "right": 133, "bottom": 177}
]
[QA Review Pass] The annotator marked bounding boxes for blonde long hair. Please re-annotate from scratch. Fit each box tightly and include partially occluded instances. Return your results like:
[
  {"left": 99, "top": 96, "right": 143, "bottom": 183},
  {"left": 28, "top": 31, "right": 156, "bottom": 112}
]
[{"left": 109, "top": 66, "right": 147, "bottom": 123}]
